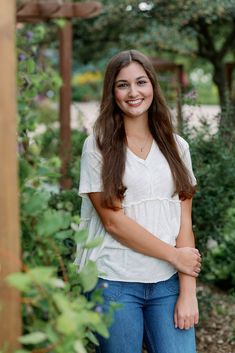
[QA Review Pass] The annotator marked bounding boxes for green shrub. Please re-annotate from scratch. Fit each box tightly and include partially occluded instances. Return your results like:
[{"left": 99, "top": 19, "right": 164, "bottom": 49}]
[
  {"left": 203, "top": 204, "right": 235, "bottom": 292},
  {"left": 39, "top": 128, "right": 87, "bottom": 189},
  {"left": 37, "top": 102, "right": 58, "bottom": 125},
  {"left": 39, "top": 128, "right": 87, "bottom": 158},
  {"left": 183, "top": 121, "right": 235, "bottom": 290},
  {"left": 72, "top": 83, "right": 102, "bottom": 102},
  {"left": 8, "top": 183, "right": 115, "bottom": 353},
  {"left": 12, "top": 23, "right": 113, "bottom": 353},
  {"left": 72, "top": 71, "right": 103, "bottom": 102}
]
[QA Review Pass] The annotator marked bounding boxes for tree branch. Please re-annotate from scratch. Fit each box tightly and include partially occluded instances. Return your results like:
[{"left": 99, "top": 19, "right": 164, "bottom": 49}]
[
  {"left": 219, "top": 19, "right": 235, "bottom": 58},
  {"left": 194, "top": 18, "right": 218, "bottom": 60}
]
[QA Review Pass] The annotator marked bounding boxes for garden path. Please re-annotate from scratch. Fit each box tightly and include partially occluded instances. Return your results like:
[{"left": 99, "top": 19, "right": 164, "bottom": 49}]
[{"left": 71, "top": 102, "right": 220, "bottom": 133}]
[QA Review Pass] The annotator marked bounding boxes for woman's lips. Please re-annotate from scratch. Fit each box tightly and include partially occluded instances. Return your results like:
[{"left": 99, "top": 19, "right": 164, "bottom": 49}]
[{"left": 126, "top": 98, "right": 144, "bottom": 107}]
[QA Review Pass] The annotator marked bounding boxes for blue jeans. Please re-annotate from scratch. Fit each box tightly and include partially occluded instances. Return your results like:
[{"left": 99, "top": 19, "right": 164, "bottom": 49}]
[{"left": 91, "top": 273, "right": 196, "bottom": 353}]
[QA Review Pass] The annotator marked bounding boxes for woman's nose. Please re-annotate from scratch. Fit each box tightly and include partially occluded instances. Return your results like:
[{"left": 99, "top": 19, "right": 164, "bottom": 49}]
[{"left": 128, "top": 84, "right": 138, "bottom": 97}]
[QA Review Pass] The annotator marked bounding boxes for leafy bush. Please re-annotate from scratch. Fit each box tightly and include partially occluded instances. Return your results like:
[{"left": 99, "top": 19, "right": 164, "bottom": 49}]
[
  {"left": 8, "top": 186, "right": 115, "bottom": 353},
  {"left": 183, "top": 121, "right": 235, "bottom": 290},
  {"left": 72, "top": 71, "right": 103, "bottom": 102},
  {"left": 6, "top": 22, "right": 115, "bottom": 353},
  {"left": 203, "top": 204, "right": 235, "bottom": 291},
  {"left": 39, "top": 127, "right": 87, "bottom": 189}
]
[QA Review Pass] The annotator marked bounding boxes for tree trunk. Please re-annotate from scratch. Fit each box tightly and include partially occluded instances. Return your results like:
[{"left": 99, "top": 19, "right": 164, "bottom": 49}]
[{"left": 212, "top": 60, "right": 234, "bottom": 130}]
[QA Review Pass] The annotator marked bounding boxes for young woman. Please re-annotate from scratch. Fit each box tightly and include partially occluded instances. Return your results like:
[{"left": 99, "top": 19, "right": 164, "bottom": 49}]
[{"left": 75, "top": 50, "right": 201, "bottom": 353}]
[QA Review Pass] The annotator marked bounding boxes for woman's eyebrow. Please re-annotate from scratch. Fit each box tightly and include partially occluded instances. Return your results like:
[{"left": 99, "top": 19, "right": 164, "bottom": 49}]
[
  {"left": 136, "top": 75, "right": 148, "bottom": 80},
  {"left": 115, "top": 75, "right": 148, "bottom": 84},
  {"left": 115, "top": 79, "right": 128, "bottom": 83}
]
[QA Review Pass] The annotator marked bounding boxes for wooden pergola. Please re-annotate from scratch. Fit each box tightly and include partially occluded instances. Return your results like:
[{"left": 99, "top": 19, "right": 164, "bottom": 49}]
[
  {"left": 150, "top": 57, "right": 184, "bottom": 127},
  {"left": 17, "top": 0, "right": 102, "bottom": 189},
  {"left": 0, "top": 1, "right": 101, "bottom": 351}
]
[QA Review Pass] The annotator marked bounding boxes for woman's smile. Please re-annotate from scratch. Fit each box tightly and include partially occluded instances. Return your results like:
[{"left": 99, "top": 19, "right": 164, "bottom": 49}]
[{"left": 126, "top": 98, "right": 144, "bottom": 107}]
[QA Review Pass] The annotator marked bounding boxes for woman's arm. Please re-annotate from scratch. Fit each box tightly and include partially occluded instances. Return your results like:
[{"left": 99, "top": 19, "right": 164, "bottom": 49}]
[
  {"left": 174, "top": 198, "right": 199, "bottom": 330},
  {"left": 88, "top": 192, "right": 201, "bottom": 277}
]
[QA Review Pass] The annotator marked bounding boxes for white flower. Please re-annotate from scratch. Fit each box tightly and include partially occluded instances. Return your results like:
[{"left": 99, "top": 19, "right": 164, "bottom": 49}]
[{"left": 207, "top": 238, "right": 218, "bottom": 250}]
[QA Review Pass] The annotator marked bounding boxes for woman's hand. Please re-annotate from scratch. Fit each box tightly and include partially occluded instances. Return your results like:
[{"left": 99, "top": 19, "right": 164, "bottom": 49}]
[
  {"left": 172, "top": 247, "right": 201, "bottom": 277},
  {"left": 174, "top": 292, "right": 199, "bottom": 330}
]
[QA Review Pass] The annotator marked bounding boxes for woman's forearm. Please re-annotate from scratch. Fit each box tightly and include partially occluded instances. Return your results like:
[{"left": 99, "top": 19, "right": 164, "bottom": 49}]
[
  {"left": 176, "top": 199, "right": 200, "bottom": 295},
  {"left": 175, "top": 226, "right": 199, "bottom": 329},
  {"left": 105, "top": 209, "right": 200, "bottom": 277},
  {"left": 89, "top": 192, "right": 201, "bottom": 277},
  {"left": 176, "top": 199, "right": 198, "bottom": 293},
  {"left": 176, "top": 229, "right": 197, "bottom": 294},
  {"left": 106, "top": 210, "right": 177, "bottom": 262}
]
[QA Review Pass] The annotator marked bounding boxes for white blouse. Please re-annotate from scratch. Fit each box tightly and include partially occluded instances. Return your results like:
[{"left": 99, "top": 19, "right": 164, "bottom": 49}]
[{"left": 74, "top": 134, "right": 197, "bottom": 283}]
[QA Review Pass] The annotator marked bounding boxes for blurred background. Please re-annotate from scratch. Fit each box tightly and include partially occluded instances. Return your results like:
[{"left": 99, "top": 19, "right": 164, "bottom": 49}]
[{"left": 3, "top": 1, "right": 235, "bottom": 353}]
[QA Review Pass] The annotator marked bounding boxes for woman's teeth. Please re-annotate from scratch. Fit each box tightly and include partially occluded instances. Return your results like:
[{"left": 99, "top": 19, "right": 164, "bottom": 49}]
[{"left": 126, "top": 99, "right": 143, "bottom": 106}]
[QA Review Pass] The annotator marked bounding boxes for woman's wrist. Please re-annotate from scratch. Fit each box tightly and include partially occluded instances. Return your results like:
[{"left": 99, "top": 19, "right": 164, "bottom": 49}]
[
  {"left": 165, "top": 244, "right": 178, "bottom": 264},
  {"left": 178, "top": 272, "right": 197, "bottom": 295},
  {"left": 164, "top": 246, "right": 201, "bottom": 277}
]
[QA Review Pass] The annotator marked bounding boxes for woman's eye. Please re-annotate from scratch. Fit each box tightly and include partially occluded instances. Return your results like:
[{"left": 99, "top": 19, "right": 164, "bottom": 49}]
[
  {"left": 137, "top": 80, "right": 147, "bottom": 85},
  {"left": 117, "top": 83, "right": 128, "bottom": 88}
]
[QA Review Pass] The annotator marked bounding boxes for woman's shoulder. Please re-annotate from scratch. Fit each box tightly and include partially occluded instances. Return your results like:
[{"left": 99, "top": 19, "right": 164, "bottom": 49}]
[
  {"left": 82, "top": 134, "right": 100, "bottom": 154},
  {"left": 173, "top": 133, "right": 189, "bottom": 155}
]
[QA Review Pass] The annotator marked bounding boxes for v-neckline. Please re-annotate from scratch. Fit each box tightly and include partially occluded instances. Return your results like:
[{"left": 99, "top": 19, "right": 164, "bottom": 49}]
[{"left": 126, "top": 139, "right": 155, "bottom": 163}]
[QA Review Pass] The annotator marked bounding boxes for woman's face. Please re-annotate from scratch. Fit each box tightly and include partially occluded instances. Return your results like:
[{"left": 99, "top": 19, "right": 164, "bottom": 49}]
[{"left": 114, "top": 62, "right": 153, "bottom": 120}]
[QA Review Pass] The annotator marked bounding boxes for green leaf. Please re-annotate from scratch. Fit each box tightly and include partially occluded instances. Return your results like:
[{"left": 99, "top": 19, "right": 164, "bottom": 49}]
[
  {"left": 22, "top": 191, "right": 50, "bottom": 216},
  {"left": 52, "top": 292, "right": 71, "bottom": 313},
  {"left": 72, "top": 215, "right": 81, "bottom": 224},
  {"left": 27, "top": 59, "right": 36, "bottom": 74},
  {"left": 74, "top": 340, "right": 87, "bottom": 353},
  {"left": 84, "top": 237, "right": 103, "bottom": 249},
  {"left": 6, "top": 272, "right": 32, "bottom": 292},
  {"left": 94, "top": 321, "right": 109, "bottom": 338},
  {"left": 56, "top": 312, "right": 77, "bottom": 334},
  {"left": 29, "top": 266, "right": 56, "bottom": 285},
  {"left": 79, "top": 311, "right": 100, "bottom": 326},
  {"left": 55, "top": 229, "right": 73, "bottom": 240},
  {"left": 37, "top": 210, "right": 71, "bottom": 236},
  {"left": 51, "top": 74, "right": 63, "bottom": 88},
  {"left": 85, "top": 331, "right": 99, "bottom": 346},
  {"left": 51, "top": 278, "right": 66, "bottom": 289},
  {"left": 74, "top": 229, "right": 88, "bottom": 243},
  {"left": 19, "top": 332, "right": 47, "bottom": 345},
  {"left": 19, "top": 158, "right": 33, "bottom": 185},
  {"left": 8, "top": 267, "right": 58, "bottom": 289},
  {"left": 52, "top": 19, "right": 66, "bottom": 28},
  {"left": 45, "top": 325, "right": 59, "bottom": 344},
  {"left": 79, "top": 261, "right": 98, "bottom": 292}
]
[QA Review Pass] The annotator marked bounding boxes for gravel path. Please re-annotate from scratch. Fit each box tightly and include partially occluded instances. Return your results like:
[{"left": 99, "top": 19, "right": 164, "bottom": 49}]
[{"left": 71, "top": 101, "right": 220, "bottom": 134}]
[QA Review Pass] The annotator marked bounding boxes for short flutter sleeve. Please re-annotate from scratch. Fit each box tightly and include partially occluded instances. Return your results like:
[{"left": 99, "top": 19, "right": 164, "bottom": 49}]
[
  {"left": 175, "top": 134, "right": 197, "bottom": 186},
  {"left": 79, "top": 135, "right": 103, "bottom": 198},
  {"left": 181, "top": 144, "right": 197, "bottom": 186}
]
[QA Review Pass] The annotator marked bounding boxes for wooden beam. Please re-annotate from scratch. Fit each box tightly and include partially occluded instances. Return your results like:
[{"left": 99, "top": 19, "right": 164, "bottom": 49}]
[
  {"left": 0, "top": 0, "right": 22, "bottom": 351},
  {"left": 59, "top": 21, "right": 72, "bottom": 189},
  {"left": 150, "top": 57, "right": 184, "bottom": 130},
  {"left": 17, "top": 1, "right": 102, "bottom": 22},
  {"left": 176, "top": 65, "right": 183, "bottom": 130}
]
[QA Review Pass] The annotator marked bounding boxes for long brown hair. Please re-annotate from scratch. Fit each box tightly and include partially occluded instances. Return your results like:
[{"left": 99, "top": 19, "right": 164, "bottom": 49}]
[{"left": 94, "top": 50, "right": 195, "bottom": 208}]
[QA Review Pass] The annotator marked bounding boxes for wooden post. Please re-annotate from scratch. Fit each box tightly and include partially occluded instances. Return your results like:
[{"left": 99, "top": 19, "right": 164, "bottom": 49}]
[
  {"left": 0, "top": 0, "right": 22, "bottom": 351},
  {"left": 59, "top": 21, "right": 72, "bottom": 189},
  {"left": 16, "top": 1, "right": 102, "bottom": 188},
  {"left": 176, "top": 65, "right": 183, "bottom": 131}
]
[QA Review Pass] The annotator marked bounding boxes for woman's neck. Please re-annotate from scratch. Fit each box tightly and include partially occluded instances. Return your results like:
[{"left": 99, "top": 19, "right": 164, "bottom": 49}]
[{"left": 124, "top": 114, "right": 150, "bottom": 138}]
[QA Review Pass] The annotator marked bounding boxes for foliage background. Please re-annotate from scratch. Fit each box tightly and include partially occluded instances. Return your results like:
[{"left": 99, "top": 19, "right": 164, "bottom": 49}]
[
  {"left": 7, "top": 1, "right": 235, "bottom": 352},
  {"left": 13, "top": 23, "right": 115, "bottom": 353}
]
